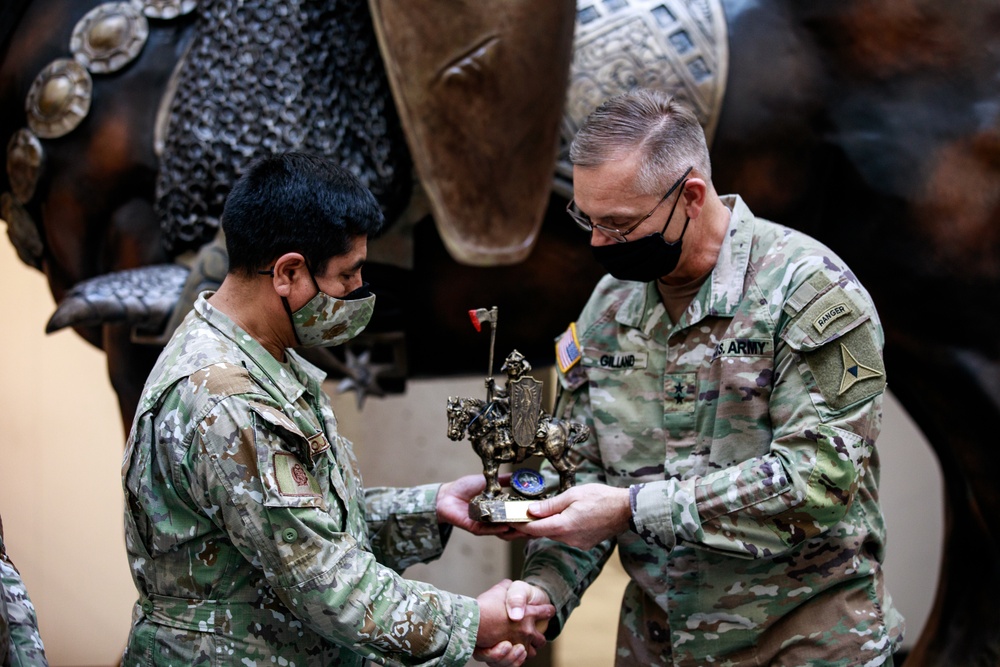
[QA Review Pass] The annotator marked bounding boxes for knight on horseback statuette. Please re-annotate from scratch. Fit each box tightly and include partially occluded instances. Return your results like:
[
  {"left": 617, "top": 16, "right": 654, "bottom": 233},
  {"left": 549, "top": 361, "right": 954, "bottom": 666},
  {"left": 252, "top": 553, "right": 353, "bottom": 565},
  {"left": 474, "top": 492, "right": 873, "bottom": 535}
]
[{"left": 446, "top": 307, "right": 590, "bottom": 522}]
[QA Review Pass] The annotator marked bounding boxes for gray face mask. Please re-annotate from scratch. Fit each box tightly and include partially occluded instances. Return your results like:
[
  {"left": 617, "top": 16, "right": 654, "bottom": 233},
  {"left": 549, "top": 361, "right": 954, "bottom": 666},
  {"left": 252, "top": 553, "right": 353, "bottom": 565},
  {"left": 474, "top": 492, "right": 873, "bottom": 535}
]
[
  {"left": 287, "top": 281, "right": 375, "bottom": 348},
  {"left": 260, "top": 266, "right": 375, "bottom": 348}
]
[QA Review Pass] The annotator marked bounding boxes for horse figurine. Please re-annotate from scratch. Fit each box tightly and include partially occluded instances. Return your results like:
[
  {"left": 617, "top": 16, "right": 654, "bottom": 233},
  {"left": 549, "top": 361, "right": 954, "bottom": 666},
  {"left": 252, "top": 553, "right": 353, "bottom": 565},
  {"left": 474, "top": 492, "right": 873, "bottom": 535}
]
[{"left": 445, "top": 395, "right": 588, "bottom": 499}]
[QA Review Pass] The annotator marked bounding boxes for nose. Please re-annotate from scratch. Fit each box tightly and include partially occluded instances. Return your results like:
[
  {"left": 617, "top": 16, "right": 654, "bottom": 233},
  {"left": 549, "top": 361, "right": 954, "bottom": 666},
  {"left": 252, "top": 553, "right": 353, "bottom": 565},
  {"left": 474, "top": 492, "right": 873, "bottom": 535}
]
[
  {"left": 347, "top": 272, "right": 363, "bottom": 294},
  {"left": 590, "top": 227, "right": 615, "bottom": 247}
]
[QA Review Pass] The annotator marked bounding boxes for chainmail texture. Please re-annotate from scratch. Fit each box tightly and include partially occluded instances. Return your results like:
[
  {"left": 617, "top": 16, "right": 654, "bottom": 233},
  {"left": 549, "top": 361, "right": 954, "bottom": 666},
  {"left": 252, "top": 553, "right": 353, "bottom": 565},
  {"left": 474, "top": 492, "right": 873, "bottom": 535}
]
[{"left": 155, "top": 0, "right": 412, "bottom": 255}]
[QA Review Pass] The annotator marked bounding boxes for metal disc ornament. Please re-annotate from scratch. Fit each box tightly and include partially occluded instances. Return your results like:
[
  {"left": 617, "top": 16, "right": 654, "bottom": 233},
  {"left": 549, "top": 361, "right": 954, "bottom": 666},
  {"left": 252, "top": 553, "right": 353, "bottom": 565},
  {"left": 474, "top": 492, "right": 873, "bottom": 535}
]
[
  {"left": 6, "top": 129, "right": 44, "bottom": 205},
  {"left": 71, "top": 2, "right": 150, "bottom": 74},
  {"left": 511, "top": 468, "right": 546, "bottom": 498},
  {"left": 25, "top": 59, "right": 93, "bottom": 139}
]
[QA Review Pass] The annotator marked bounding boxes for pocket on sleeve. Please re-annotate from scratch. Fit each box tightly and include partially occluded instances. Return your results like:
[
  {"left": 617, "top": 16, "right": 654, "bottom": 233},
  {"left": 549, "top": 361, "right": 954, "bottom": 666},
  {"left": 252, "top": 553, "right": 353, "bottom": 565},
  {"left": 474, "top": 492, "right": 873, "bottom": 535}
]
[{"left": 780, "top": 286, "right": 886, "bottom": 414}]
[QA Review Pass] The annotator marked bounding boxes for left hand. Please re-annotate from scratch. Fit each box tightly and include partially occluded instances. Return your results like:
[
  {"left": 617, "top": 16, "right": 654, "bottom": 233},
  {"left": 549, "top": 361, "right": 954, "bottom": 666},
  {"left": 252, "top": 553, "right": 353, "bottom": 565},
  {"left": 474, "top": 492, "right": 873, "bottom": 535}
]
[
  {"left": 512, "top": 483, "right": 631, "bottom": 550},
  {"left": 437, "top": 474, "right": 520, "bottom": 539}
]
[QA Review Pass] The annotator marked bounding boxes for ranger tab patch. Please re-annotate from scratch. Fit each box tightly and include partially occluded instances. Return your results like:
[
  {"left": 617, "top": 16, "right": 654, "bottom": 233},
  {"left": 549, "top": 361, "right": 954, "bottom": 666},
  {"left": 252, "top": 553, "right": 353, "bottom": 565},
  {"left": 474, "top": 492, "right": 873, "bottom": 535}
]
[
  {"left": 555, "top": 323, "right": 582, "bottom": 373},
  {"left": 814, "top": 301, "right": 852, "bottom": 334}
]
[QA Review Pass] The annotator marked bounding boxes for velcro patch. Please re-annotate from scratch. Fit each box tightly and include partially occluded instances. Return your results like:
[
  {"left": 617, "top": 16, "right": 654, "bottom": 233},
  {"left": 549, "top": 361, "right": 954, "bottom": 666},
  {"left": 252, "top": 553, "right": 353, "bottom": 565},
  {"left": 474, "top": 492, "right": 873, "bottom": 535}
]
[
  {"left": 273, "top": 452, "right": 322, "bottom": 498},
  {"left": 664, "top": 373, "right": 697, "bottom": 413},
  {"left": 838, "top": 343, "right": 884, "bottom": 395},
  {"left": 593, "top": 351, "right": 648, "bottom": 370},
  {"left": 782, "top": 285, "right": 867, "bottom": 351},
  {"left": 712, "top": 338, "right": 772, "bottom": 360},
  {"left": 784, "top": 273, "right": 833, "bottom": 316},
  {"left": 555, "top": 323, "right": 582, "bottom": 374},
  {"left": 813, "top": 302, "right": 852, "bottom": 334},
  {"left": 804, "top": 323, "right": 886, "bottom": 411}
]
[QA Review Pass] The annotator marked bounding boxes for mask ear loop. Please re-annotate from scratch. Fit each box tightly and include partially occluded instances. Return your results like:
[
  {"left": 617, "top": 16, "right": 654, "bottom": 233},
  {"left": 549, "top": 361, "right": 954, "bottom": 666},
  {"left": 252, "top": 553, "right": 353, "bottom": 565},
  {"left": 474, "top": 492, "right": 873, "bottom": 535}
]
[
  {"left": 257, "top": 265, "right": 305, "bottom": 346},
  {"left": 657, "top": 179, "right": 690, "bottom": 240}
]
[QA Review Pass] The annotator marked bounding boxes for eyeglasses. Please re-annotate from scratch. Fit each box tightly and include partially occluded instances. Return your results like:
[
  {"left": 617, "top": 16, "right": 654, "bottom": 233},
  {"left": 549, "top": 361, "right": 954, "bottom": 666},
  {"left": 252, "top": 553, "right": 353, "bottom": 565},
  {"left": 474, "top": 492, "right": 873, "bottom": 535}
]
[{"left": 566, "top": 166, "right": 693, "bottom": 243}]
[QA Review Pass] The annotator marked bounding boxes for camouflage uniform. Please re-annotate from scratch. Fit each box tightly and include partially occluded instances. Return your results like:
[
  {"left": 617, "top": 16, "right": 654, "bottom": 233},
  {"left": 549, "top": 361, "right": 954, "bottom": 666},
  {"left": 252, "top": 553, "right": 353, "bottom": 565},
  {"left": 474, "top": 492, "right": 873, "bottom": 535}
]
[
  {"left": 524, "top": 196, "right": 904, "bottom": 666},
  {"left": 122, "top": 295, "right": 478, "bottom": 666},
  {"left": 1, "top": 524, "right": 48, "bottom": 666}
]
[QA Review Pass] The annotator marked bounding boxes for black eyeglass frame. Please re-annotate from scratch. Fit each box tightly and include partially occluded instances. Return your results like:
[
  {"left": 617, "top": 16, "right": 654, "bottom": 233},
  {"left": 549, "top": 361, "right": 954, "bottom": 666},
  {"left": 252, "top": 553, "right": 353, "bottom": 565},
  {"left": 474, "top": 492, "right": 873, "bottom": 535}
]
[{"left": 566, "top": 166, "right": 694, "bottom": 243}]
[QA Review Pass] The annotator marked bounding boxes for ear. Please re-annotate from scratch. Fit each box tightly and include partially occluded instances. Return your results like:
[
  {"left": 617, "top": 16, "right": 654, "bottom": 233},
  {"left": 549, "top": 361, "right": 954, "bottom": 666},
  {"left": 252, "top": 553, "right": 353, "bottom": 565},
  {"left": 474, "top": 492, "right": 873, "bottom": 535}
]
[
  {"left": 270, "top": 252, "right": 308, "bottom": 298},
  {"left": 681, "top": 178, "right": 708, "bottom": 219}
]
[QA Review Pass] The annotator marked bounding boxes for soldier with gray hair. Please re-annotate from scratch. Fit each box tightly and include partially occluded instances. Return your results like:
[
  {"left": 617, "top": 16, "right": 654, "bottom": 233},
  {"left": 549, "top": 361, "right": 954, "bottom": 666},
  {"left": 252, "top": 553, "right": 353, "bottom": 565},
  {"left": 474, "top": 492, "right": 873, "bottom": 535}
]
[
  {"left": 488, "top": 88, "right": 904, "bottom": 665},
  {"left": 121, "top": 152, "right": 553, "bottom": 666}
]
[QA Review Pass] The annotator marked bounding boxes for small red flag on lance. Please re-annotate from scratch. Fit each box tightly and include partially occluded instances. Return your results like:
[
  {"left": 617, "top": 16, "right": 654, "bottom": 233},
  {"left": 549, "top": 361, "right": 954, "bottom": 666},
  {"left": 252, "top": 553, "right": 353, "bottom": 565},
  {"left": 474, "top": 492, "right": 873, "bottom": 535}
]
[{"left": 468, "top": 307, "right": 499, "bottom": 402}]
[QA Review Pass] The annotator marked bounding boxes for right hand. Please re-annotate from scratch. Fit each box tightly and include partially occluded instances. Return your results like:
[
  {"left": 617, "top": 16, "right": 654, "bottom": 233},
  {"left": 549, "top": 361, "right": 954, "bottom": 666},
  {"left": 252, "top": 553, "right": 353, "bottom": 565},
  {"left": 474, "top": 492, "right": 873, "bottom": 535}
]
[
  {"left": 473, "top": 579, "right": 556, "bottom": 667},
  {"left": 474, "top": 580, "right": 554, "bottom": 666},
  {"left": 436, "top": 474, "right": 520, "bottom": 540}
]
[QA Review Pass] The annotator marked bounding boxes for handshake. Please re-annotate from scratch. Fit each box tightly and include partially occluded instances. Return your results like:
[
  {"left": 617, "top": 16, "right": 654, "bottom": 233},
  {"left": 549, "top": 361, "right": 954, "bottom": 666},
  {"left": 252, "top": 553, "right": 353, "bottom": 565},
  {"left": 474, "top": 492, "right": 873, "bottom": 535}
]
[
  {"left": 438, "top": 475, "right": 633, "bottom": 665},
  {"left": 473, "top": 579, "right": 553, "bottom": 667}
]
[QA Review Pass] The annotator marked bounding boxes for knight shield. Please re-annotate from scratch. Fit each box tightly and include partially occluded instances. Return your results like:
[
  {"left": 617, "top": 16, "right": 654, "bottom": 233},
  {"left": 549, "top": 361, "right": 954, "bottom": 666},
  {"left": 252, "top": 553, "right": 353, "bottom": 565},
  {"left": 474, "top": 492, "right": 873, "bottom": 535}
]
[{"left": 510, "top": 376, "right": 542, "bottom": 448}]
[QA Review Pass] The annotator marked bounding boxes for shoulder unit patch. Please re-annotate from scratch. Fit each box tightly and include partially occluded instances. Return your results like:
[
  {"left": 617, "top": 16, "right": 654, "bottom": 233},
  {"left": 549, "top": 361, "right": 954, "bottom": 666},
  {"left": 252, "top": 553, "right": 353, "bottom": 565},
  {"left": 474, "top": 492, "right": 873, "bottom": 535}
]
[
  {"left": 803, "top": 322, "right": 886, "bottom": 411},
  {"left": 273, "top": 452, "right": 322, "bottom": 498},
  {"left": 555, "top": 322, "right": 582, "bottom": 374}
]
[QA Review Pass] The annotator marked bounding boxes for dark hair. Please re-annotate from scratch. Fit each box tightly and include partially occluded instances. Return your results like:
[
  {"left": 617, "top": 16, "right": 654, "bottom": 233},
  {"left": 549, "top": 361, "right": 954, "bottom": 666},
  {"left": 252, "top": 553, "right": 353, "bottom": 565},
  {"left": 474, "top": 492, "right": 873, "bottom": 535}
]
[{"left": 221, "top": 152, "right": 384, "bottom": 277}]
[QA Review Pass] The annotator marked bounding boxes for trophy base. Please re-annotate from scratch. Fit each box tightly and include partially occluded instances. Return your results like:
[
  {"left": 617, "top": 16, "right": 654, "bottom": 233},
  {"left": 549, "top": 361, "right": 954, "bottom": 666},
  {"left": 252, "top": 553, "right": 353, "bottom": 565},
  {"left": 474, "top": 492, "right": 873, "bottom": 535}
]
[{"left": 469, "top": 497, "right": 537, "bottom": 523}]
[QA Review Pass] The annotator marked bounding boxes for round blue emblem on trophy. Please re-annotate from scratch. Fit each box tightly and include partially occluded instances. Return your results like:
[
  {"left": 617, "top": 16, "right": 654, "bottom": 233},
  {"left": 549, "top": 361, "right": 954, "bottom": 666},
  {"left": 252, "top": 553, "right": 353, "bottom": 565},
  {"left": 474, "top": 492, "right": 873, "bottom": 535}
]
[{"left": 511, "top": 468, "right": 546, "bottom": 498}]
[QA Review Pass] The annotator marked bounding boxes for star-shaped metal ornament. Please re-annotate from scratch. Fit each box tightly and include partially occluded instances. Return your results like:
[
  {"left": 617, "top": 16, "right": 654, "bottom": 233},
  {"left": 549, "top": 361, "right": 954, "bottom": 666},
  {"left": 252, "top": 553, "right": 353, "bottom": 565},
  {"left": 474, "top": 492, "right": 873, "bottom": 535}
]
[{"left": 336, "top": 347, "right": 389, "bottom": 409}]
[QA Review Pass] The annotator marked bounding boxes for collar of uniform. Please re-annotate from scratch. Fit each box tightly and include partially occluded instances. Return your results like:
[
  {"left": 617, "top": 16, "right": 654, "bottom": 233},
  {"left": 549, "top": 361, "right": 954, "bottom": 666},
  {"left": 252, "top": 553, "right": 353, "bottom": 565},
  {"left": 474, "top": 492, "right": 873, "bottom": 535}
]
[
  {"left": 612, "top": 195, "right": 754, "bottom": 333},
  {"left": 192, "top": 292, "right": 315, "bottom": 403},
  {"left": 694, "top": 194, "right": 754, "bottom": 322}
]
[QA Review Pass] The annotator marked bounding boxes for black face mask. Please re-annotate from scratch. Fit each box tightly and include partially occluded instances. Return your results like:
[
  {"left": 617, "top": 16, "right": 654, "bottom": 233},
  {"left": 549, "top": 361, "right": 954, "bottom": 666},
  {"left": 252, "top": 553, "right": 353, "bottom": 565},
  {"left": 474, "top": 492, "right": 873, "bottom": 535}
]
[
  {"left": 343, "top": 282, "right": 373, "bottom": 300},
  {"left": 590, "top": 219, "right": 689, "bottom": 282},
  {"left": 591, "top": 182, "right": 691, "bottom": 282}
]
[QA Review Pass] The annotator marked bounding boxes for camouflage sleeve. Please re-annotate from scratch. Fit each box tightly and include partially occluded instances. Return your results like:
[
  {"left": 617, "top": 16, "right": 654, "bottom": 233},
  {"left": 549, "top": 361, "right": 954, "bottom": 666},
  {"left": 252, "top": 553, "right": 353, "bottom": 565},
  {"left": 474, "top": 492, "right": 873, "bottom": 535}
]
[
  {"left": 184, "top": 396, "right": 479, "bottom": 666},
  {"left": 1, "top": 577, "right": 6, "bottom": 665},
  {"left": 522, "top": 385, "right": 616, "bottom": 638},
  {"left": 0, "top": 533, "right": 48, "bottom": 667},
  {"left": 631, "top": 279, "right": 887, "bottom": 559},
  {"left": 364, "top": 483, "right": 452, "bottom": 572}
]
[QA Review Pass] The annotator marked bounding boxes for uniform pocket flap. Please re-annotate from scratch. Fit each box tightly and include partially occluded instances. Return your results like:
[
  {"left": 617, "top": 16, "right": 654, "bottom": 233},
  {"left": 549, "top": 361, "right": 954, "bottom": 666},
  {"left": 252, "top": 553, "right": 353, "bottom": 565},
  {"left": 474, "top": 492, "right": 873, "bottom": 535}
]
[
  {"left": 248, "top": 401, "right": 310, "bottom": 438},
  {"left": 780, "top": 286, "right": 870, "bottom": 351},
  {"left": 249, "top": 402, "right": 328, "bottom": 510}
]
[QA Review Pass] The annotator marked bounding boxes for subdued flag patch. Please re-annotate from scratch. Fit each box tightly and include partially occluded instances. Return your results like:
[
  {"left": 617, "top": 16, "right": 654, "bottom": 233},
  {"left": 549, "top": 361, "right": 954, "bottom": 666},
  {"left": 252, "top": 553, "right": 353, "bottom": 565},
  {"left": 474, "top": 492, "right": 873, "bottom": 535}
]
[
  {"left": 555, "top": 322, "right": 582, "bottom": 373},
  {"left": 274, "top": 452, "right": 322, "bottom": 497},
  {"left": 839, "top": 343, "right": 884, "bottom": 395}
]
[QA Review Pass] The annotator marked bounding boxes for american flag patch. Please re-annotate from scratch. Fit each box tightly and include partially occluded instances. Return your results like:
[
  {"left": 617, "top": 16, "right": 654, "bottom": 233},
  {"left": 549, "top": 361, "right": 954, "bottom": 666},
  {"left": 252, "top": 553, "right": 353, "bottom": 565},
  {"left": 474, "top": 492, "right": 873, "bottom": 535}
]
[{"left": 555, "top": 323, "right": 582, "bottom": 373}]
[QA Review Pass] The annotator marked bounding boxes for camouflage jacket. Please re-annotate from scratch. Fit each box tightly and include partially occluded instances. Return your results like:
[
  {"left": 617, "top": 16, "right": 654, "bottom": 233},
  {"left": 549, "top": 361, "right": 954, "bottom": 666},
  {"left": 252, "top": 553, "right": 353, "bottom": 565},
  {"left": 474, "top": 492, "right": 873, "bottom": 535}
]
[
  {"left": 122, "top": 295, "right": 478, "bottom": 666},
  {"left": 524, "top": 196, "right": 904, "bottom": 666},
  {"left": 0, "top": 527, "right": 48, "bottom": 666}
]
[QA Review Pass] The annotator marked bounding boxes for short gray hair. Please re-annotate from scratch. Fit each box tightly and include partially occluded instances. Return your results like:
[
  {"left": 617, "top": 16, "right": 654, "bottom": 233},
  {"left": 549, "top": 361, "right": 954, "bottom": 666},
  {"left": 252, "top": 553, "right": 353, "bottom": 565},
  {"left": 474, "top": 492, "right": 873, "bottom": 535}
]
[{"left": 568, "top": 88, "right": 711, "bottom": 194}]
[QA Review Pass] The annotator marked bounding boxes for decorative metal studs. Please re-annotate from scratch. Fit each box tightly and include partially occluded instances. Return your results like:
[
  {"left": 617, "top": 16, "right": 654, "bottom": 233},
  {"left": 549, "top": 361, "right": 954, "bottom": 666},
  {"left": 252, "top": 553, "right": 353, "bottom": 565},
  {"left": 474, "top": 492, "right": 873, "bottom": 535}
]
[
  {"left": 71, "top": 2, "right": 150, "bottom": 74},
  {"left": 141, "top": 0, "right": 197, "bottom": 20},
  {"left": 25, "top": 59, "right": 93, "bottom": 139},
  {"left": 6, "top": 129, "right": 44, "bottom": 205},
  {"left": 1, "top": 193, "right": 45, "bottom": 269}
]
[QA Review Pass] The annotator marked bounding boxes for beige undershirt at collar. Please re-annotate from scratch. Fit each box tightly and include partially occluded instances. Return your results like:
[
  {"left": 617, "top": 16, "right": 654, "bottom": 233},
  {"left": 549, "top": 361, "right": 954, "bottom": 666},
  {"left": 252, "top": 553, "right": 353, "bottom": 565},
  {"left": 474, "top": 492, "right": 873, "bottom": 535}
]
[{"left": 656, "top": 272, "right": 709, "bottom": 325}]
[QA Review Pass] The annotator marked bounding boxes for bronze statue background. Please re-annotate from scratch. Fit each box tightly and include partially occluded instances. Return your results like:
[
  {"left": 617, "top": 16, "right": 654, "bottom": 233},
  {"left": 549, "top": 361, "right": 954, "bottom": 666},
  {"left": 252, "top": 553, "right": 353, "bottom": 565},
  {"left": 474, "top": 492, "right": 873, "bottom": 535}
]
[{"left": 1, "top": 0, "right": 999, "bottom": 664}]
